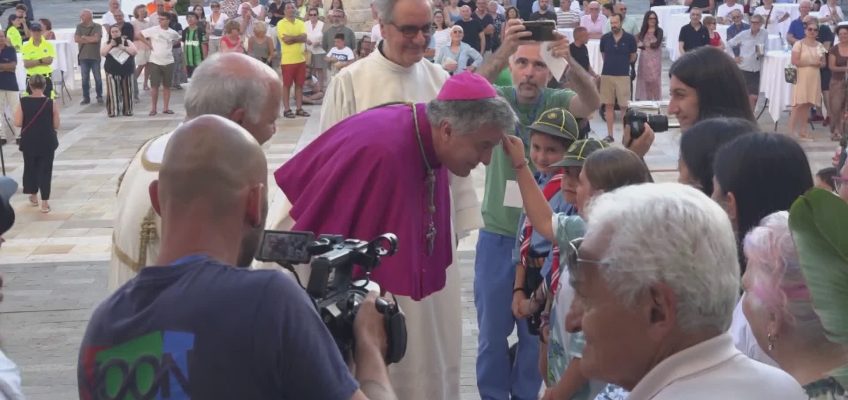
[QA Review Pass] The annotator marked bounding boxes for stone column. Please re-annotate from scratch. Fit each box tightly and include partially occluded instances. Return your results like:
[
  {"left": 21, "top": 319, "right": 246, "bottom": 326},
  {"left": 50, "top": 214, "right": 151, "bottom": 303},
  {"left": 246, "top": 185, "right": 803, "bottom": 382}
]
[{"left": 331, "top": 0, "right": 375, "bottom": 32}]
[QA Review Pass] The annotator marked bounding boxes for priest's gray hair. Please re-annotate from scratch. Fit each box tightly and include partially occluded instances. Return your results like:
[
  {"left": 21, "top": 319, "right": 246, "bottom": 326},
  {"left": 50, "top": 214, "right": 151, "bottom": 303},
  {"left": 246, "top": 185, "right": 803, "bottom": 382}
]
[
  {"left": 426, "top": 97, "right": 517, "bottom": 136},
  {"left": 374, "top": 0, "right": 433, "bottom": 25},
  {"left": 184, "top": 53, "right": 279, "bottom": 125},
  {"left": 583, "top": 183, "right": 740, "bottom": 334}
]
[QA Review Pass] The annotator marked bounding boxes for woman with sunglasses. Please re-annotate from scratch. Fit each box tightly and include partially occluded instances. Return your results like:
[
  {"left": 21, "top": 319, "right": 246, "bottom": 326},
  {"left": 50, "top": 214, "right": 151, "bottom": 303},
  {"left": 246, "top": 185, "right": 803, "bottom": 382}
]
[
  {"left": 704, "top": 15, "right": 725, "bottom": 50},
  {"left": 208, "top": 1, "right": 230, "bottom": 54},
  {"left": 305, "top": 7, "right": 327, "bottom": 93},
  {"left": 435, "top": 25, "right": 483, "bottom": 74},
  {"left": 789, "top": 20, "right": 827, "bottom": 141}
]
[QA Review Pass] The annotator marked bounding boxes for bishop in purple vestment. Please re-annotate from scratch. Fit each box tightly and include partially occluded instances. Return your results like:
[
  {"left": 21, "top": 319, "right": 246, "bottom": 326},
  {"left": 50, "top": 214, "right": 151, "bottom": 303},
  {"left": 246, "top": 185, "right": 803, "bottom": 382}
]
[{"left": 274, "top": 73, "right": 518, "bottom": 300}]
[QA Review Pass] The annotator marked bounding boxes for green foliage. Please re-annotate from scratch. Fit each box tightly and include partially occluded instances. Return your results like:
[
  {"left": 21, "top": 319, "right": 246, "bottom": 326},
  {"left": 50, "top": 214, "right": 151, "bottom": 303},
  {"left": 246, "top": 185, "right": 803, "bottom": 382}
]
[{"left": 788, "top": 188, "right": 848, "bottom": 388}]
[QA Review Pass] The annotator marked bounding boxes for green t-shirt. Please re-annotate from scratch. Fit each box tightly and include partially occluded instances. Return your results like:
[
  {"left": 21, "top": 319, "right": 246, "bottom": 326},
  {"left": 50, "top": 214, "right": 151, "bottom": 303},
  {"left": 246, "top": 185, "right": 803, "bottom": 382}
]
[
  {"left": 482, "top": 86, "right": 576, "bottom": 237},
  {"left": 494, "top": 68, "right": 512, "bottom": 87}
]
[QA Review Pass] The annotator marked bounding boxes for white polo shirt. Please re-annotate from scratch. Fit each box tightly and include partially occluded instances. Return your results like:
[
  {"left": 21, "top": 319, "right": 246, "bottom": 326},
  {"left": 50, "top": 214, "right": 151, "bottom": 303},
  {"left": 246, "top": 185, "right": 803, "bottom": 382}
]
[{"left": 628, "top": 334, "right": 806, "bottom": 400}]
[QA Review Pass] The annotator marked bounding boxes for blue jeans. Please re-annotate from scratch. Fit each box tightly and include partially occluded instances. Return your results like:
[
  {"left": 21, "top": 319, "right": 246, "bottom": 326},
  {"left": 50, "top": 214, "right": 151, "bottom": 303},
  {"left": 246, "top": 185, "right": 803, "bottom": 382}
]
[
  {"left": 474, "top": 230, "right": 542, "bottom": 400},
  {"left": 79, "top": 59, "right": 103, "bottom": 101}
]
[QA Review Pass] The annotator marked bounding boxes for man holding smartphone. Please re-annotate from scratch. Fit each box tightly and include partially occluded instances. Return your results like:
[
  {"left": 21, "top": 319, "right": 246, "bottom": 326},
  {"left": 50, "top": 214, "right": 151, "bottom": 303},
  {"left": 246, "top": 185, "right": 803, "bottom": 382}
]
[{"left": 474, "top": 18, "right": 601, "bottom": 400}]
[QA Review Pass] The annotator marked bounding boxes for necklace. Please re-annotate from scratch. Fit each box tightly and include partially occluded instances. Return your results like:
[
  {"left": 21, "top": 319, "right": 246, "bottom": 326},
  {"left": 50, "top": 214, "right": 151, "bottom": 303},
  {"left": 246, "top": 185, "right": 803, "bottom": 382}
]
[{"left": 411, "top": 104, "right": 437, "bottom": 255}]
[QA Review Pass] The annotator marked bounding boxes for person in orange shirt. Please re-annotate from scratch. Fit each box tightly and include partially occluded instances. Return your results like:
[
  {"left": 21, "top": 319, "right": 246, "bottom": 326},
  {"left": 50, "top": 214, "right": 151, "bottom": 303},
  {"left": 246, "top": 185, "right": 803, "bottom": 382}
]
[{"left": 147, "top": 0, "right": 173, "bottom": 16}]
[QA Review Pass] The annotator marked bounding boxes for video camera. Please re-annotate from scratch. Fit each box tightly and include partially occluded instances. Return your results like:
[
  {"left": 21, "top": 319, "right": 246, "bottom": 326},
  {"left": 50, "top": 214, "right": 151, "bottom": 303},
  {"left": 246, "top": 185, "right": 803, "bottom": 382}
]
[
  {"left": 624, "top": 108, "right": 669, "bottom": 139},
  {"left": 256, "top": 230, "right": 408, "bottom": 365}
]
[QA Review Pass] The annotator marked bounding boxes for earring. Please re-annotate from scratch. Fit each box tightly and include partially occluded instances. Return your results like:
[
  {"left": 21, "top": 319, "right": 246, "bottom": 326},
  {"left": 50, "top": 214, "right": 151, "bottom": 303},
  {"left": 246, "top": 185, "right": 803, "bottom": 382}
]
[{"left": 767, "top": 331, "right": 777, "bottom": 351}]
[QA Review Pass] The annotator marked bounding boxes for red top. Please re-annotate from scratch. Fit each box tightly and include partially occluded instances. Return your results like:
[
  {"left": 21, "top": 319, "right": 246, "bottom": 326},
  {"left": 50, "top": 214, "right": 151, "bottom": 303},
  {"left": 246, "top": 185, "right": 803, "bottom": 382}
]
[{"left": 710, "top": 31, "right": 723, "bottom": 47}]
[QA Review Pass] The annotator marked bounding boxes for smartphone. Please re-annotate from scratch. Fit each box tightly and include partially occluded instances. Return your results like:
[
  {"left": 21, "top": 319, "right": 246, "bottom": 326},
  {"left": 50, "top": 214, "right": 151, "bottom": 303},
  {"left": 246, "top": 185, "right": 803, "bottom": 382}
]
[
  {"left": 521, "top": 20, "right": 556, "bottom": 42},
  {"left": 256, "top": 230, "right": 315, "bottom": 264}
]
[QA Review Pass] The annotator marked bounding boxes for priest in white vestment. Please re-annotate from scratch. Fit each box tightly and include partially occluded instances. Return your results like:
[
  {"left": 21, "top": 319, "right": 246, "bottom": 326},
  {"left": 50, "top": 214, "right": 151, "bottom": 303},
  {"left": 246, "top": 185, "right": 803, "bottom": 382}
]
[{"left": 109, "top": 53, "right": 283, "bottom": 290}]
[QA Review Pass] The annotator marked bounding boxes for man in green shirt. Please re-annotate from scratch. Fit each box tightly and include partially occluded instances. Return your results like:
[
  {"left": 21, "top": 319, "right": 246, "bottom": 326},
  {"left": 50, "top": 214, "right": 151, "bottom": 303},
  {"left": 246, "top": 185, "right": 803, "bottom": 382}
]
[{"left": 472, "top": 17, "right": 600, "bottom": 400}]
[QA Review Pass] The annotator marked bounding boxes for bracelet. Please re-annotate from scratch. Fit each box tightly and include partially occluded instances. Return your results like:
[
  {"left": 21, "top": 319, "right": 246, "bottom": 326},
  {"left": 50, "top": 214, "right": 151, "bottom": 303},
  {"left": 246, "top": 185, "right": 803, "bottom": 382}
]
[
  {"left": 513, "top": 159, "right": 528, "bottom": 170},
  {"left": 512, "top": 287, "right": 525, "bottom": 295}
]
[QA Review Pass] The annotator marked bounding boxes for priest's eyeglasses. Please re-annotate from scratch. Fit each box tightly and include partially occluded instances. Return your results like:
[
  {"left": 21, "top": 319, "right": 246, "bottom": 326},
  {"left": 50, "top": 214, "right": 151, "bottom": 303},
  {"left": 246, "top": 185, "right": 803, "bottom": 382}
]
[{"left": 389, "top": 22, "right": 434, "bottom": 39}]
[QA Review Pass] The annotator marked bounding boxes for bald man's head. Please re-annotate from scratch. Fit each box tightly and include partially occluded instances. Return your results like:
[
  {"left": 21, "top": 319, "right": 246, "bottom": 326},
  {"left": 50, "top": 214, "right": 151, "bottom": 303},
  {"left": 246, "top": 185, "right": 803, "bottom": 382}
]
[
  {"left": 184, "top": 52, "right": 282, "bottom": 144},
  {"left": 155, "top": 115, "right": 268, "bottom": 266},
  {"left": 158, "top": 115, "right": 267, "bottom": 212}
]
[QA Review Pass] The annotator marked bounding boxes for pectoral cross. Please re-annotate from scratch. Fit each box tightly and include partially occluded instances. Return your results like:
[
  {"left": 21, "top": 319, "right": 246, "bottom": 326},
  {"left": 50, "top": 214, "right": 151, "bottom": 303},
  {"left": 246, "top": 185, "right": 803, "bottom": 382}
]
[
  {"left": 426, "top": 222, "right": 437, "bottom": 255},
  {"left": 425, "top": 170, "right": 437, "bottom": 255}
]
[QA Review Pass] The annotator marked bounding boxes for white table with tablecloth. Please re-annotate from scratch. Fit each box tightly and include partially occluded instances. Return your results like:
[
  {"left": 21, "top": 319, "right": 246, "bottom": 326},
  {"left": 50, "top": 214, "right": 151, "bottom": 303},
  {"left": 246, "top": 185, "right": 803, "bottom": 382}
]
[
  {"left": 651, "top": 5, "right": 689, "bottom": 38},
  {"left": 768, "top": 3, "right": 799, "bottom": 38},
  {"left": 760, "top": 50, "right": 793, "bottom": 125},
  {"left": 14, "top": 39, "right": 78, "bottom": 92}
]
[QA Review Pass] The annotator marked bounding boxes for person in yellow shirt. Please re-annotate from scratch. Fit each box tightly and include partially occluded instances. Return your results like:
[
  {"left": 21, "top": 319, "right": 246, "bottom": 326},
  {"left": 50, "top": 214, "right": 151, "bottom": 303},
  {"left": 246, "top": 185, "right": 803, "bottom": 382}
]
[
  {"left": 6, "top": 16, "right": 23, "bottom": 51},
  {"left": 277, "top": 1, "right": 309, "bottom": 118},
  {"left": 21, "top": 23, "right": 56, "bottom": 99}
]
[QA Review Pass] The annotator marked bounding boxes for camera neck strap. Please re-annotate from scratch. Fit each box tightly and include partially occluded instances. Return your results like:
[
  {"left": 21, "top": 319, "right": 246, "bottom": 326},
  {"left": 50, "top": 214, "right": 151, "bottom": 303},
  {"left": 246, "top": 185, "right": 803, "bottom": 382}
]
[{"left": 410, "top": 103, "right": 437, "bottom": 256}]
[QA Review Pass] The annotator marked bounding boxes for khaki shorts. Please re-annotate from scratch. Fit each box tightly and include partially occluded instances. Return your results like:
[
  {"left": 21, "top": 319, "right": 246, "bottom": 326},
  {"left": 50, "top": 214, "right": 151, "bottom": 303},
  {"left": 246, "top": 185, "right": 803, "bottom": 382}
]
[
  {"left": 148, "top": 62, "right": 174, "bottom": 88},
  {"left": 135, "top": 48, "right": 151, "bottom": 65},
  {"left": 600, "top": 75, "right": 631, "bottom": 106}
]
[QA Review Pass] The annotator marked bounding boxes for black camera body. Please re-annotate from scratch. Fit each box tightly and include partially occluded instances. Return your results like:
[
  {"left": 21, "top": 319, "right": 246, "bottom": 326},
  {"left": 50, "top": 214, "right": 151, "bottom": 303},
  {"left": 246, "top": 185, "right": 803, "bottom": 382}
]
[
  {"left": 624, "top": 108, "right": 669, "bottom": 139},
  {"left": 522, "top": 20, "right": 556, "bottom": 41},
  {"left": 257, "top": 231, "right": 408, "bottom": 365}
]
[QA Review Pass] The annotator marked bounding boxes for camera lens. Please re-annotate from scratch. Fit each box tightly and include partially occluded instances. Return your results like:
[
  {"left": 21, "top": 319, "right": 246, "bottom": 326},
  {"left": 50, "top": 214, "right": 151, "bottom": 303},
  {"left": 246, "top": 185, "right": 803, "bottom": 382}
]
[{"left": 646, "top": 114, "right": 669, "bottom": 133}]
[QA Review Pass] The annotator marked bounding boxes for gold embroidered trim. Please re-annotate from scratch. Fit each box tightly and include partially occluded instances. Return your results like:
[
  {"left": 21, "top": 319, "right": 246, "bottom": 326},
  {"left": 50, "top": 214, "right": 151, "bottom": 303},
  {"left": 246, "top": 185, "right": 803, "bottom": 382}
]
[
  {"left": 111, "top": 208, "right": 159, "bottom": 272},
  {"left": 140, "top": 136, "right": 164, "bottom": 172},
  {"left": 116, "top": 136, "right": 163, "bottom": 195}
]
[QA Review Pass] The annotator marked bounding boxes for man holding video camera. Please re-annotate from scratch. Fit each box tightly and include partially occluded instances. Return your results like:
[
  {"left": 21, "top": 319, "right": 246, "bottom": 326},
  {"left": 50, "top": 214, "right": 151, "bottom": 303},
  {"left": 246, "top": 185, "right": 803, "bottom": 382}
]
[{"left": 78, "top": 115, "right": 396, "bottom": 400}]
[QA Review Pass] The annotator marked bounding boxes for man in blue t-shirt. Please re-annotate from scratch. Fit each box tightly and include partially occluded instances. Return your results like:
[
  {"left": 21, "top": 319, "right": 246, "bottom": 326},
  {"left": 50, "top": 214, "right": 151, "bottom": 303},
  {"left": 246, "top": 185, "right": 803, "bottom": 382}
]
[
  {"left": 599, "top": 13, "right": 637, "bottom": 143},
  {"left": 786, "top": 0, "right": 813, "bottom": 45},
  {"left": 77, "top": 116, "right": 395, "bottom": 400},
  {"left": 0, "top": 30, "right": 18, "bottom": 146}
]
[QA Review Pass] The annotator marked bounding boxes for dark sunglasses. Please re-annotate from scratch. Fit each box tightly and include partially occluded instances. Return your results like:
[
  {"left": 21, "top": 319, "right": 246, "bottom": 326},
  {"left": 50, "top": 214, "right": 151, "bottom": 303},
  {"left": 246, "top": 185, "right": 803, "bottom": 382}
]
[
  {"left": 390, "top": 22, "right": 433, "bottom": 38},
  {"left": 308, "top": 13, "right": 318, "bottom": 16}
]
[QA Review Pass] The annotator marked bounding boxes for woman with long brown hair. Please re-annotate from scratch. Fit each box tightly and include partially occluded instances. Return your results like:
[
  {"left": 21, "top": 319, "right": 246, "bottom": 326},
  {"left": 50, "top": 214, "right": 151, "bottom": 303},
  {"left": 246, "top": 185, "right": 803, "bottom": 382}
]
[{"left": 636, "top": 10, "right": 663, "bottom": 100}]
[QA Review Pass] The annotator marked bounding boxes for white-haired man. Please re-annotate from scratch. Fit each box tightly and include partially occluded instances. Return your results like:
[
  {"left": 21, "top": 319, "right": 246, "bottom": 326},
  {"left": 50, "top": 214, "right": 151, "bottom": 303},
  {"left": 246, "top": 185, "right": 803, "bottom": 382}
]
[
  {"left": 109, "top": 53, "right": 282, "bottom": 290},
  {"left": 717, "top": 0, "right": 744, "bottom": 24},
  {"left": 787, "top": 0, "right": 814, "bottom": 45},
  {"left": 580, "top": 1, "right": 606, "bottom": 39},
  {"left": 567, "top": 183, "right": 807, "bottom": 399}
]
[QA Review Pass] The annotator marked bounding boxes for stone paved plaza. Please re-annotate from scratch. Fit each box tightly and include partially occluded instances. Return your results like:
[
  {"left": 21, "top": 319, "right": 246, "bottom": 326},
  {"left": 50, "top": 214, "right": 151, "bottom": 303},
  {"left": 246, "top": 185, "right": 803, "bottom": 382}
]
[{"left": 0, "top": 2, "right": 844, "bottom": 397}]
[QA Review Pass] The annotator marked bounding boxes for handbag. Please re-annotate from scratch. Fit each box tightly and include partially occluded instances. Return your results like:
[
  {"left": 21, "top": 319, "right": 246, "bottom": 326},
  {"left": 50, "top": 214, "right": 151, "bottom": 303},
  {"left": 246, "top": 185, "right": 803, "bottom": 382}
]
[{"left": 785, "top": 65, "right": 798, "bottom": 84}]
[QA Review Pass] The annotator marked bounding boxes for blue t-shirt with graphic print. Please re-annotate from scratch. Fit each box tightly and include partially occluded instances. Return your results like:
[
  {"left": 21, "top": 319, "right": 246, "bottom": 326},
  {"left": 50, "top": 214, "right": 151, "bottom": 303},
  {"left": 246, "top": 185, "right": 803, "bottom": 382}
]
[{"left": 77, "top": 256, "right": 358, "bottom": 399}]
